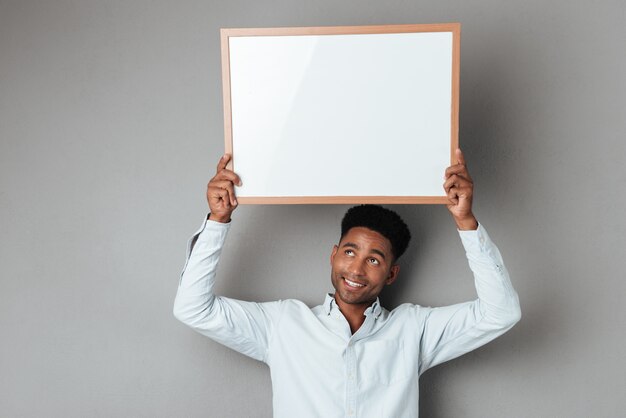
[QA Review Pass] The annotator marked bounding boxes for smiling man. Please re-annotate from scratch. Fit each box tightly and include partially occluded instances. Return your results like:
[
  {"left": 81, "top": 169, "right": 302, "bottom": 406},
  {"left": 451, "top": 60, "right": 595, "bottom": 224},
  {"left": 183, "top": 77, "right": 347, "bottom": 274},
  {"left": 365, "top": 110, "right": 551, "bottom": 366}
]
[
  {"left": 329, "top": 206, "right": 407, "bottom": 335},
  {"left": 173, "top": 150, "right": 521, "bottom": 417}
]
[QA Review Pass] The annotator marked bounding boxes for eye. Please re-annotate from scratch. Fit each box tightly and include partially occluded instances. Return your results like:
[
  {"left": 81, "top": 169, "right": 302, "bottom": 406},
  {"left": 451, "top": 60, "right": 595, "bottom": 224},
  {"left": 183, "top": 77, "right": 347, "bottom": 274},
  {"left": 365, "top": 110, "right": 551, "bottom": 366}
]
[
  {"left": 368, "top": 258, "right": 380, "bottom": 266},
  {"left": 344, "top": 249, "right": 355, "bottom": 256}
]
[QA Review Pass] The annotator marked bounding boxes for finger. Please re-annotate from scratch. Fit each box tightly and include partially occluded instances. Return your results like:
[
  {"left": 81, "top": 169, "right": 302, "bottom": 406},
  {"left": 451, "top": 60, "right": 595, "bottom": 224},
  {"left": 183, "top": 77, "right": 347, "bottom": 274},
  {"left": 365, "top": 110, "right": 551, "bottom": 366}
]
[
  {"left": 211, "top": 180, "right": 238, "bottom": 206},
  {"left": 207, "top": 184, "right": 229, "bottom": 201},
  {"left": 453, "top": 186, "right": 472, "bottom": 200},
  {"left": 210, "top": 179, "right": 236, "bottom": 190},
  {"left": 456, "top": 148, "right": 466, "bottom": 166},
  {"left": 445, "top": 164, "right": 467, "bottom": 178},
  {"left": 446, "top": 188, "right": 459, "bottom": 205},
  {"left": 443, "top": 174, "right": 472, "bottom": 193},
  {"left": 445, "top": 164, "right": 473, "bottom": 183},
  {"left": 213, "top": 168, "right": 242, "bottom": 186},
  {"left": 445, "top": 149, "right": 471, "bottom": 180},
  {"left": 208, "top": 186, "right": 232, "bottom": 210},
  {"left": 446, "top": 184, "right": 471, "bottom": 203},
  {"left": 216, "top": 154, "right": 232, "bottom": 173}
]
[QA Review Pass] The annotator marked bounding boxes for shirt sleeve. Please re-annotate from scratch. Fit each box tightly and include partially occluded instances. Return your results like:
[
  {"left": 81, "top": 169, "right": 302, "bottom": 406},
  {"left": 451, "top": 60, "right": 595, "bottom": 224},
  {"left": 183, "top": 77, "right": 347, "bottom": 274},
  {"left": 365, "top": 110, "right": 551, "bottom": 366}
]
[
  {"left": 173, "top": 217, "right": 283, "bottom": 363},
  {"left": 417, "top": 224, "right": 521, "bottom": 374}
]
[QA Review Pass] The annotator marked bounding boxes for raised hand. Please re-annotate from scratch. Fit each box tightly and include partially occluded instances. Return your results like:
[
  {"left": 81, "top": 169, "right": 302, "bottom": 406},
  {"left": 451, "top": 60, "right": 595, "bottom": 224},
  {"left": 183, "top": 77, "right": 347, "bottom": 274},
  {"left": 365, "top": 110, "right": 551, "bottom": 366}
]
[
  {"left": 207, "top": 154, "right": 242, "bottom": 223},
  {"left": 444, "top": 149, "right": 478, "bottom": 230}
]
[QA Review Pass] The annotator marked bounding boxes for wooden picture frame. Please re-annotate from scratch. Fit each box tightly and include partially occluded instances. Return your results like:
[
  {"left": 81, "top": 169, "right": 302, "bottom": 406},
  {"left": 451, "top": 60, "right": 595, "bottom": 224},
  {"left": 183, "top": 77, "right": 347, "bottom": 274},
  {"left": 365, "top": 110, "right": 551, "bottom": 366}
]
[{"left": 221, "top": 23, "right": 460, "bottom": 204}]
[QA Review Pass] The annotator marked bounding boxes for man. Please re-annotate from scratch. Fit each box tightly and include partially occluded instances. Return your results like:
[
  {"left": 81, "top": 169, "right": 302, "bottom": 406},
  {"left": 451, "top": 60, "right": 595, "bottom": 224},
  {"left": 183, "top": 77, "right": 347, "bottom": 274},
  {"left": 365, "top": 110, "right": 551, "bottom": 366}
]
[{"left": 173, "top": 150, "right": 521, "bottom": 417}]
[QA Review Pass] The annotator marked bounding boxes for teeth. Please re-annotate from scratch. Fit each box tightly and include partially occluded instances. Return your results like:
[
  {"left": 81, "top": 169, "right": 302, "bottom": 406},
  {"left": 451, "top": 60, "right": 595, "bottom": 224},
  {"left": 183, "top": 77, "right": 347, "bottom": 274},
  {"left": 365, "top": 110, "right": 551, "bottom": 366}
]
[{"left": 345, "top": 278, "right": 365, "bottom": 288}]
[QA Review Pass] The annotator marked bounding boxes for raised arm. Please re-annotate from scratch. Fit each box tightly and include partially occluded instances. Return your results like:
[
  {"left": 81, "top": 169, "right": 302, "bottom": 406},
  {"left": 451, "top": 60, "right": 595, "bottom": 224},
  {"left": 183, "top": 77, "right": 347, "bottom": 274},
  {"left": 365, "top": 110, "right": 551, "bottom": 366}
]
[
  {"left": 417, "top": 149, "right": 521, "bottom": 373},
  {"left": 173, "top": 155, "right": 282, "bottom": 362}
]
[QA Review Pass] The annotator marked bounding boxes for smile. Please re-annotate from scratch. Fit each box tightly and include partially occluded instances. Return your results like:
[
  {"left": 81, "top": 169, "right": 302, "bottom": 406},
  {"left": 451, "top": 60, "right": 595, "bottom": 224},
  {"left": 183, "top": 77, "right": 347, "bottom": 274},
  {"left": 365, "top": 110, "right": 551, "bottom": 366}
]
[{"left": 343, "top": 278, "right": 366, "bottom": 288}]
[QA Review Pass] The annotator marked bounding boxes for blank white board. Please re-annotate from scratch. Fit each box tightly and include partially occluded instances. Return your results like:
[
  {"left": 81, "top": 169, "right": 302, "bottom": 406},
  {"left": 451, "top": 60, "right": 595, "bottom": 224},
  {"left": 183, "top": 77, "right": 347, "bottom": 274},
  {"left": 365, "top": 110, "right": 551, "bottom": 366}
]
[{"left": 221, "top": 24, "right": 460, "bottom": 204}]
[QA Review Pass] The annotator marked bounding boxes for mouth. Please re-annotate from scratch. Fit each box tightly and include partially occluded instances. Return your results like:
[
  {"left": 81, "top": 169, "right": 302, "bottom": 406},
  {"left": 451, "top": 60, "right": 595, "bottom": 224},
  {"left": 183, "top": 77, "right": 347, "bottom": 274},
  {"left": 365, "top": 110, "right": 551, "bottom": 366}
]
[{"left": 343, "top": 277, "right": 366, "bottom": 289}]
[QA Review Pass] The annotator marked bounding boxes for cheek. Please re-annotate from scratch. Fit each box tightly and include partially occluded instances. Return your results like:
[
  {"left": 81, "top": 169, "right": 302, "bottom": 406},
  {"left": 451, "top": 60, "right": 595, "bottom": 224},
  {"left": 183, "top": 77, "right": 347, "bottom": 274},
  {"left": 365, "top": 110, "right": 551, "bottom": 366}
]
[
  {"left": 373, "top": 269, "right": 391, "bottom": 285},
  {"left": 334, "top": 256, "right": 348, "bottom": 269},
  {"left": 331, "top": 260, "right": 344, "bottom": 276}
]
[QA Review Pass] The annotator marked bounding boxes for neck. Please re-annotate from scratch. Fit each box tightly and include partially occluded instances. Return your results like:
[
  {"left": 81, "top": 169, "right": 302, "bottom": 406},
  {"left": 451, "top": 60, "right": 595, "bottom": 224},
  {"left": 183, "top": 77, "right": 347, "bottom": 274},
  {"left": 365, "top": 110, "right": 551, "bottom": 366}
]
[{"left": 334, "top": 295, "right": 375, "bottom": 334}]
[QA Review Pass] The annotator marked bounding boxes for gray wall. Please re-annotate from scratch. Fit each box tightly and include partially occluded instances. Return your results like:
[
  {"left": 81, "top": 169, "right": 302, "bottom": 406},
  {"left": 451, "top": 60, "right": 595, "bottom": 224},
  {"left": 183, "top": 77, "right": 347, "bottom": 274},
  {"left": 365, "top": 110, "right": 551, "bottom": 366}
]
[{"left": 1, "top": 0, "right": 624, "bottom": 417}]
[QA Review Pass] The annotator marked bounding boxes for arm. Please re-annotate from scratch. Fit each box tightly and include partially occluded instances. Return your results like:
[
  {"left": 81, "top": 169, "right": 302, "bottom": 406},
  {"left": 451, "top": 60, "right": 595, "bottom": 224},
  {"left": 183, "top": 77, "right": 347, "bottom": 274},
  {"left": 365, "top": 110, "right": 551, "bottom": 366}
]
[
  {"left": 417, "top": 149, "right": 521, "bottom": 373},
  {"left": 173, "top": 155, "right": 282, "bottom": 362},
  {"left": 417, "top": 224, "right": 521, "bottom": 373}
]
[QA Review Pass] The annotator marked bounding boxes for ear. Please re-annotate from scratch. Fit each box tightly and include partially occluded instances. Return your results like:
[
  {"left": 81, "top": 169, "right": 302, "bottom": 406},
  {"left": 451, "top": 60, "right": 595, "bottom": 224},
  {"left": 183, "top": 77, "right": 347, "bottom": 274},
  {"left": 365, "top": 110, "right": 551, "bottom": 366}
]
[
  {"left": 385, "top": 265, "right": 400, "bottom": 286},
  {"left": 330, "top": 245, "right": 338, "bottom": 265}
]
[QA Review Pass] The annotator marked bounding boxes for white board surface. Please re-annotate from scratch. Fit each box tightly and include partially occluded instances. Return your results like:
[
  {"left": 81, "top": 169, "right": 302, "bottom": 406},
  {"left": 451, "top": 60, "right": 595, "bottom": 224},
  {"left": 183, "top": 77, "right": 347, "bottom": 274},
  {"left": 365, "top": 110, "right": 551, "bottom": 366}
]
[{"left": 222, "top": 25, "right": 459, "bottom": 203}]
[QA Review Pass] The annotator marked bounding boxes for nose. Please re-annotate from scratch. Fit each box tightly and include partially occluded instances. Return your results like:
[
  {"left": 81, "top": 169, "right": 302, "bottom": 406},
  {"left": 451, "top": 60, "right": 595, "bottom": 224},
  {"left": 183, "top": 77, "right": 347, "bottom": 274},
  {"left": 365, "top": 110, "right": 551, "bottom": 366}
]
[{"left": 347, "top": 259, "right": 366, "bottom": 276}]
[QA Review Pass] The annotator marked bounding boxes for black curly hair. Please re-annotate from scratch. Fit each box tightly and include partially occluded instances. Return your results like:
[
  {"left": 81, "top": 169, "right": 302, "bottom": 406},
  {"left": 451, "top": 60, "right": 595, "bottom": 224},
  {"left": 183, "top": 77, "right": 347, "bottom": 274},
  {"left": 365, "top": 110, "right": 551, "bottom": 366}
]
[{"left": 340, "top": 205, "right": 411, "bottom": 261}]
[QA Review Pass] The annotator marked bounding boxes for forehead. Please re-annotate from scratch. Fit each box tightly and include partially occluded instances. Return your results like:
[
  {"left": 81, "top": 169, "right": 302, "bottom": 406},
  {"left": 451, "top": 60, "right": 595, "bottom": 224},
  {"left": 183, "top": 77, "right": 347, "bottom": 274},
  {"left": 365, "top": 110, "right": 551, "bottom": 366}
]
[{"left": 340, "top": 227, "right": 393, "bottom": 255}]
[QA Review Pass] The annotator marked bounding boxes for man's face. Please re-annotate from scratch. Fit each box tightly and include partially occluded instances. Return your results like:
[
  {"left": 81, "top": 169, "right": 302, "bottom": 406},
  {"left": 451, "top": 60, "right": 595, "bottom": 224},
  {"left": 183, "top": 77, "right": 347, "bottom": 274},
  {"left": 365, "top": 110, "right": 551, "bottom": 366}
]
[{"left": 330, "top": 227, "right": 400, "bottom": 308}]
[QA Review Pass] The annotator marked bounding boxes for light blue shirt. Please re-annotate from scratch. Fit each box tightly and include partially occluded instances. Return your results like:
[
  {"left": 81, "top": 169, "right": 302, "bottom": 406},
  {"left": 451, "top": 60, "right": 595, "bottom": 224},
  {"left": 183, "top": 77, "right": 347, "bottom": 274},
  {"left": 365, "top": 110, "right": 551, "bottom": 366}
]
[{"left": 174, "top": 218, "right": 521, "bottom": 418}]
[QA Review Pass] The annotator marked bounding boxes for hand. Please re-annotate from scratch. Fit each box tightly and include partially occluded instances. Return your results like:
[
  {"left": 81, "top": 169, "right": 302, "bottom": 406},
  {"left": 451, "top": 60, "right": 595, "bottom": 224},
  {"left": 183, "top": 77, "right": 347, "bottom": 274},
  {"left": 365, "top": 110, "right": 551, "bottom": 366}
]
[
  {"left": 206, "top": 154, "right": 242, "bottom": 223},
  {"left": 444, "top": 149, "right": 478, "bottom": 230}
]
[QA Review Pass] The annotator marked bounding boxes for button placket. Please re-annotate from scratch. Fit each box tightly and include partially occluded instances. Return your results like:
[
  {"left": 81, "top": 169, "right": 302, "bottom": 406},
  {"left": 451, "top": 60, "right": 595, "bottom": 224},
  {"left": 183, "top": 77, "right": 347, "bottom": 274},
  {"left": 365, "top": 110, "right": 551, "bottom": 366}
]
[{"left": 345, "top": 341, "right": 357, "bottom": 417}]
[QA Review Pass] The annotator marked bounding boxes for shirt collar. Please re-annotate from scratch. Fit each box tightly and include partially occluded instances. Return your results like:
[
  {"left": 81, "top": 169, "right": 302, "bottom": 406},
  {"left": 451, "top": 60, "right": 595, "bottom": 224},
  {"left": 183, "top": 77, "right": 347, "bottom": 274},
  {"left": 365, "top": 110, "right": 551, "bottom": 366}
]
[
  {"left": 323, "top": 293, "right": 383, "bottom": 319},
  {"left": 323, "top": 293, "right": 335, "bottom": 315}
]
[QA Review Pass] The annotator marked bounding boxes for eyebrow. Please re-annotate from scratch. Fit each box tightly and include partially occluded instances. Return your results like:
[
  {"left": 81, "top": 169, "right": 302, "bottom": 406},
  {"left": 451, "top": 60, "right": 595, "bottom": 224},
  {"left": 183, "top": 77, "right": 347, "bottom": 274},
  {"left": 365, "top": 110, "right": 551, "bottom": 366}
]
[{"left": 341, "top": 242, "right": 387, "bottom": 260}]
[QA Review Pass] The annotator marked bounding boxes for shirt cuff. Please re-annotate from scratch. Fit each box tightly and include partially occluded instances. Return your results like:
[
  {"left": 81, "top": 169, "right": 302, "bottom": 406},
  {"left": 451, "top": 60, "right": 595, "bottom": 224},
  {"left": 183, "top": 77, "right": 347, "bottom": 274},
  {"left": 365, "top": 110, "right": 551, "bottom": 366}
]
[
  {"left": 457, "top": 223, "right": 493, "bottom": 254},
  {"left": 198, "top": 214, "right": 231, "bottom": 237},
  {"left": 186, "top": 214, "right": 231, "bottom": 255}
]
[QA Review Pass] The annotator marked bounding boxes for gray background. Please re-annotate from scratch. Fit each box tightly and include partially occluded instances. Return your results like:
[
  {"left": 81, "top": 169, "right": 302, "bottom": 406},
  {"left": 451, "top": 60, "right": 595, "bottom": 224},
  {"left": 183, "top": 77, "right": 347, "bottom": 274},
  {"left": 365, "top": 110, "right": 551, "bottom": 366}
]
[{"left": 1, "top": 0, "right": 624, "bottom": 417}]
